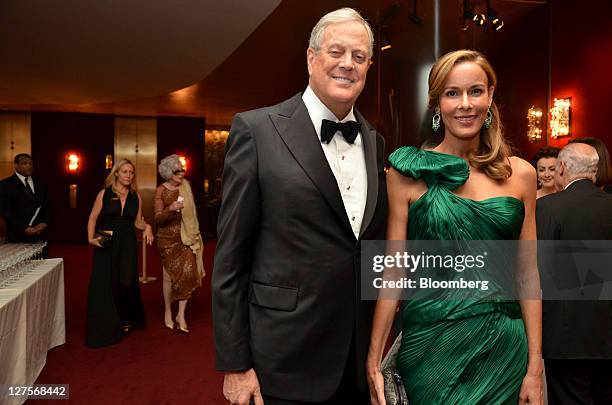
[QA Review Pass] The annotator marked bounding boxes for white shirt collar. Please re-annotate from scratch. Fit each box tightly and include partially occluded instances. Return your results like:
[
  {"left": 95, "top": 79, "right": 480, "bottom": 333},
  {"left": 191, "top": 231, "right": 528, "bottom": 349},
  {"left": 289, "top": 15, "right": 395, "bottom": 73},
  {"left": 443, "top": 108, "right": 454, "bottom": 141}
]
[
  {"left": 564, "top": 178, "right": 590, "bottom": 190},
  {"left": 15, "top": 172, "right": 28, "bottom": 183},
  {"left": 302, "top": 86, "right": 357, "bottom": 141}
]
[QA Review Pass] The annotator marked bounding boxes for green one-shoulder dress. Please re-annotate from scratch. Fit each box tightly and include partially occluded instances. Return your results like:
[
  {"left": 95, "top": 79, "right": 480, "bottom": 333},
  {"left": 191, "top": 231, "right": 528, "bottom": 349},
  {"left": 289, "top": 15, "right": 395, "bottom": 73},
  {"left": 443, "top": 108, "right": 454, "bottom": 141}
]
[{"left": 389, "top": 146, "right": 528, "bottom": 405}]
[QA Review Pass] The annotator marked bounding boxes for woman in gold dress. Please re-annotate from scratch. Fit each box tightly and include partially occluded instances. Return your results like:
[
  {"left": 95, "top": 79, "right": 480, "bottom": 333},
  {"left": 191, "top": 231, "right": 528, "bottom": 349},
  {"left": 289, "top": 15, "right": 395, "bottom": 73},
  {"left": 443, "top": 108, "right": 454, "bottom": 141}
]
[{"left": 155, "top": 154, "right": 204, "bottom": 333}]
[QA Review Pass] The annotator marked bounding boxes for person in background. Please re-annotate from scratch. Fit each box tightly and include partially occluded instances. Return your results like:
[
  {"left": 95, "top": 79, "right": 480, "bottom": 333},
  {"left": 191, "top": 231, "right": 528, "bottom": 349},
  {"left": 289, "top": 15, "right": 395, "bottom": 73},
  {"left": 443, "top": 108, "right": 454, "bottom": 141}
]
[
  {"left": 569, "top": 137, "right": 612, "bottom": 192},
  {"left": 531, "top": 146, "right": 560, "bottom": 199},
  {"left": 155, "top": 154, "right": 204, "bottom": 334},
  {"left": 536, "top": 142, "right": 612, "bottom": 404},
  {"left": 0, "top": 153, "right": 52, "bottom": 257},
  {"left": 85, "top": 158, "right": 153, "bottom": 348}
]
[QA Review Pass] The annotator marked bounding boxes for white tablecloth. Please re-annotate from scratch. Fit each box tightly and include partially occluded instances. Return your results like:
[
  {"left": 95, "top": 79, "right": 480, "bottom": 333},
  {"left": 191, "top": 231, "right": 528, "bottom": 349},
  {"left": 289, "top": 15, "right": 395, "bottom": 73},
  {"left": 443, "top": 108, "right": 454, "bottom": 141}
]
[{"left": 0, "top": 259, "right": 65, "bottom": 405}]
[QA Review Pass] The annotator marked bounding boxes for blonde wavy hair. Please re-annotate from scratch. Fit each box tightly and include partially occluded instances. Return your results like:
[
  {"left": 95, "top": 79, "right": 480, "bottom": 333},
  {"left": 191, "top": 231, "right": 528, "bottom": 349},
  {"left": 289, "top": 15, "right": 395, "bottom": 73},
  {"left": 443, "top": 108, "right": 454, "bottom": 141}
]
[
  {"left": 104, "top": 158, "right": 138, "bottom": 194},
  {"left": 428, "top": 49, "right": 512, "bottom": 180}
]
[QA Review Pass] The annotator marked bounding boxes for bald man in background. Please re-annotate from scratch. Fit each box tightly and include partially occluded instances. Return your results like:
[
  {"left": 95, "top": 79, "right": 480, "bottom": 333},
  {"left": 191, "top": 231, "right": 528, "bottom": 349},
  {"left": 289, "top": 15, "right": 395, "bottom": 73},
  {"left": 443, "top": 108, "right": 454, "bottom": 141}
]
[{"left": 536, "top": 142, "right": 612, "bottom": 404}]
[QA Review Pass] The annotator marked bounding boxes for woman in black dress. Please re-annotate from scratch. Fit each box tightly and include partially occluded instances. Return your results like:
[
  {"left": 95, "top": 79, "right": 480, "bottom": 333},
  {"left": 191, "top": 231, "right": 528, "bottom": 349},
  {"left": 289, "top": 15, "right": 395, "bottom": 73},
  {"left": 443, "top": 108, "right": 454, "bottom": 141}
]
[{"left": 85, "top": 159, "right": 154, "bottom": 348}]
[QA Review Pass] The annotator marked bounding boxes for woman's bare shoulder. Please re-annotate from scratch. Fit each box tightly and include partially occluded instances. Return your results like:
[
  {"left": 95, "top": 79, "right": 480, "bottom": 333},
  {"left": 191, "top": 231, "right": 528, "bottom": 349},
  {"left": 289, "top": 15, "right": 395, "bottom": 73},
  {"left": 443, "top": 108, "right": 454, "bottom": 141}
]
[
  {"left": 509, "top": 156, "right": 537, "bottom": 190},
  {"left": 387, "top": 167, "right": 427, "bottom": 203}
]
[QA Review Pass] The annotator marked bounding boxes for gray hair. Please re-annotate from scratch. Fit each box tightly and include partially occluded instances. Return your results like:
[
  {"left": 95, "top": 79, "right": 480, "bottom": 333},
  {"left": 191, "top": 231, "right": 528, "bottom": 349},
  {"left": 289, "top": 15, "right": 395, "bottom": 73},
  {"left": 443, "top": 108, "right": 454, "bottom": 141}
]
[
  {"left": 308, "top": 8, "right": 374, "bottom": 57},
  {"left": 557, "top": 143, "right": 599, "bottom": 182},
  {"left": 158, "top": 154, "right": 182, "bottom": 181}
]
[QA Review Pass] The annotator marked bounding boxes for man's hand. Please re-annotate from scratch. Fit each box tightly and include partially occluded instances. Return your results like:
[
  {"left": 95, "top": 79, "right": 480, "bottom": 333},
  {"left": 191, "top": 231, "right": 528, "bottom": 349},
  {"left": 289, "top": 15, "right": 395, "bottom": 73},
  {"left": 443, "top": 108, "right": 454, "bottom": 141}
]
[
  {"left": 34, "top": 223, "right": 48, "bottom": 233},
  {"left": 223, "top": 368, "right": 264, "bottom": 405},
  {"left": 24, "top": 226, "right": 39, "bottom": 236}
]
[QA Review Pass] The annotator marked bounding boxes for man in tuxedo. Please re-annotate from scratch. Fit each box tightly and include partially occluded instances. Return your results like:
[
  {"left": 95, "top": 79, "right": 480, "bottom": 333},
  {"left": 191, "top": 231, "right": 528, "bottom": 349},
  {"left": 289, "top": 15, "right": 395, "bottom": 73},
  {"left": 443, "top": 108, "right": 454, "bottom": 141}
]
[
  {"left": 0, "top": 153, "right": 51, "bottom": 256},
  {"left": 212, "top": 8, "right": 387, "bottom": 405},
  {"left": 536, "top": 142, "right": 612, "bottom": 404}
]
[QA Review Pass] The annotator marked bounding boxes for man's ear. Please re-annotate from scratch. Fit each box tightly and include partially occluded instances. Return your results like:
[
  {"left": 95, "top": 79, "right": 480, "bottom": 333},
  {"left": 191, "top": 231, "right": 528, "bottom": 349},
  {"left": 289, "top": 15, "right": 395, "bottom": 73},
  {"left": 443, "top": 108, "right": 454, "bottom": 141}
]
[{"left": 306, "top": 48, "right": 315, "bottom": 75}]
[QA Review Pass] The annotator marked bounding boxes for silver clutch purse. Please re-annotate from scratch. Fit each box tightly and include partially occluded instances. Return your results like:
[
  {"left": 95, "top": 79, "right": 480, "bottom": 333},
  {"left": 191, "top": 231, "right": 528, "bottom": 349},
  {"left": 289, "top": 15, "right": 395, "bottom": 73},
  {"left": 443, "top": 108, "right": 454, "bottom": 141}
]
[{"left": 381, "top": 332, "right": 409, "bottom": 405}]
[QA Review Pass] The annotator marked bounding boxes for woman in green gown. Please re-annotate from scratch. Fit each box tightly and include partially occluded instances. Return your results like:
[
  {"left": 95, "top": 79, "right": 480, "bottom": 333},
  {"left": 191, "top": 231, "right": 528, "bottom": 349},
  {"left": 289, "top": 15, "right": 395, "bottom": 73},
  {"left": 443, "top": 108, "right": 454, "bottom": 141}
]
[{"left": 367, "top": 50, "right": 543, "bottom": 404}]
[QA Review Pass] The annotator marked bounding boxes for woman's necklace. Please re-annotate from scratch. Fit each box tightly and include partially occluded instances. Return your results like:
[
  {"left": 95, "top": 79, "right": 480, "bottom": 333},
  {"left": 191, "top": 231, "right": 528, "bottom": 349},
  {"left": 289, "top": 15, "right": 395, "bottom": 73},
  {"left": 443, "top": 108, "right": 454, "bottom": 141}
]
[{"left": 164, "top": 181, "right": 178, "bottom": 191}]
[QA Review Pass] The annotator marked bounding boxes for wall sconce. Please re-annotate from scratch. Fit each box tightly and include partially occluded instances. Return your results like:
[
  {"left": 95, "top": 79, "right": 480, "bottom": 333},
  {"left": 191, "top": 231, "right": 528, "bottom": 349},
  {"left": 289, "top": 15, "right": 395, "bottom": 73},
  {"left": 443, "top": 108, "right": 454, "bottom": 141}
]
[
  {"left": 105, "top": 155, "right": 113, "bottom": 170},
  {"left": 178, "top": 156, "right": 188, "bottom": 172},
  {"left": 473, "top": 11, "right": 486, "bottom": 26},
  {"left": 550, "top": 97, "right": 571, "bottom": 139},
  {"left": 527, "top": 106, "right": 543, "bottom": 143},
  {"left": 66, "top": 152, "right": 80, "bottom": 173}
]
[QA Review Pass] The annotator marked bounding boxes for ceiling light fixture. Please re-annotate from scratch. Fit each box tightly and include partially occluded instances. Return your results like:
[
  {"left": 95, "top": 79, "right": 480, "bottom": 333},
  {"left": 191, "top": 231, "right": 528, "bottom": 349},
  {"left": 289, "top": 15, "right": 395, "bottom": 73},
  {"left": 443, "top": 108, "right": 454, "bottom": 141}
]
[
  {"left": 473, "top": 11, "right": 486, "bottom": 26},
  {"left": 487, "top": 0, "right": 504, "bottom": 31}
]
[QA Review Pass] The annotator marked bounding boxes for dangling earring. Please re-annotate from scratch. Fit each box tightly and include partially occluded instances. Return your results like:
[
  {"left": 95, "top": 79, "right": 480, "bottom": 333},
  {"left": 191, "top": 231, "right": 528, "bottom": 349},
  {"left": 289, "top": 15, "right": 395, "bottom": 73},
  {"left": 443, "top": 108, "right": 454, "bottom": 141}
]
[
  {"left": 483, "top": 107, "right": 493, "bottom": 129},
  {"left": 432, "top": 107, "right": 441, "bottom": 132}
]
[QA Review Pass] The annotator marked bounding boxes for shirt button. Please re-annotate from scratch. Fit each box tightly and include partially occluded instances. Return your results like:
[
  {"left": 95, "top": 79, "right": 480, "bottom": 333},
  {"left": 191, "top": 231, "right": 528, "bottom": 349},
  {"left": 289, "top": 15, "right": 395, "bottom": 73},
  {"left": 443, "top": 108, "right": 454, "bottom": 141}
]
[
  {"left": 346, "top": 185, "right": 351, "bottom": 190},
  {"left": 351, "top": 216, "right": 356, "bottom": 221},
  {"left": 341, "top": 156, "right": 345, "bottom": 160}
]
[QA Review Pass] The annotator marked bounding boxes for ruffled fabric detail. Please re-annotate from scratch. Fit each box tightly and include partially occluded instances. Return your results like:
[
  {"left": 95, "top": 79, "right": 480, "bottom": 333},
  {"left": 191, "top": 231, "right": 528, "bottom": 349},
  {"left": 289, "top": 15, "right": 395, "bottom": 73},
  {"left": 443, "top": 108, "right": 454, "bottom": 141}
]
[
  {"left": 388, "top": 146, "right": 469, "bottom": 190},
  {"left": 388, "top": 146, "right": 529, "bottom": 404}
]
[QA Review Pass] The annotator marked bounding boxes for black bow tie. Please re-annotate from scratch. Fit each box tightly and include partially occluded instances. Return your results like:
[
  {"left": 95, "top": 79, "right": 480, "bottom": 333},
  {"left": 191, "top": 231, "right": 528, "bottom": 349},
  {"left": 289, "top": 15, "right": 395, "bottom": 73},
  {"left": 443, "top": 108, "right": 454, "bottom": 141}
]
[{"left": 320, "top": 119, "right": 360, "bottom": 144}]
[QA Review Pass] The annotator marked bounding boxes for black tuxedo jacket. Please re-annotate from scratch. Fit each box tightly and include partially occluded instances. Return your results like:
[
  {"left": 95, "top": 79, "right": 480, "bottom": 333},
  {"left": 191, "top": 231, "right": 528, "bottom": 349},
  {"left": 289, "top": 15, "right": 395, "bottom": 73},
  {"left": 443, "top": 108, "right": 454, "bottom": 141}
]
[
  {"left": 536, "top": 179, "right": 612, "bottom": 359},
  {"left": 0, "top": 173, "right": 51, "bottom": 243},
  {"left": 212, "top": 94, "right": 388, "bottom": 401}
]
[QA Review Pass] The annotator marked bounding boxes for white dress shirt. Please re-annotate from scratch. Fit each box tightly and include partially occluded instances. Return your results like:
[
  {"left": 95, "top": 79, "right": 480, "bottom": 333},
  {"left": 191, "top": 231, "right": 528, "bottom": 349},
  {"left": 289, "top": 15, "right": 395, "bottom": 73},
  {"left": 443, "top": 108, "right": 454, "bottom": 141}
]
[
  {"left": 15, "top": 172, "right": 35, "bottom": 194},
  {"left": 302, "top": 86, "right": 367, "bottom": 239}
]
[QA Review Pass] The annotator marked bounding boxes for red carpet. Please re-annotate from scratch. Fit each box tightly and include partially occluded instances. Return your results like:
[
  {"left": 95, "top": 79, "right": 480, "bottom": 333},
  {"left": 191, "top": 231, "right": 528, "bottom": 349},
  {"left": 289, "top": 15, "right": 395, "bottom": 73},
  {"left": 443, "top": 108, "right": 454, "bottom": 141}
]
[{"left": 34, "top": 242, "right": 225, "bottom": 404}]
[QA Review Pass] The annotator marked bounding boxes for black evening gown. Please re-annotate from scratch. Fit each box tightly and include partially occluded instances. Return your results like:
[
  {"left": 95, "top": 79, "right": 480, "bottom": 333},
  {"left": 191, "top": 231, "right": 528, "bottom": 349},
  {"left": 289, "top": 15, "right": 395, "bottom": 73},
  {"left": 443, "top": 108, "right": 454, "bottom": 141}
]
[{"left": 85, "top": 187, "right": 146, "bottom": 348}]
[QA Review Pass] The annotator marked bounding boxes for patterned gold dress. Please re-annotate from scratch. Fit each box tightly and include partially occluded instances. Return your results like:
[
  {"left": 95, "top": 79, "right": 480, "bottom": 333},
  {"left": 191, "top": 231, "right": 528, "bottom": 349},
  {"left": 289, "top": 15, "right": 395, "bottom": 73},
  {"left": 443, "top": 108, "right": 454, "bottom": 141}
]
[{"left": 154, "top": 185, "right": 201, "bottom": 300}]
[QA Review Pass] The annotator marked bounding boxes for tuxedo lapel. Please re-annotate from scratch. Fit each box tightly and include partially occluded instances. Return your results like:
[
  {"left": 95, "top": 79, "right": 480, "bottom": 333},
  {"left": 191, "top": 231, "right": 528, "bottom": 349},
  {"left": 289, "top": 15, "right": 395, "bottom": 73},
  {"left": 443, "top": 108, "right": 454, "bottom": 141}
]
[
  {"left": 270, "top": 95, "right": 354, "bottom": 237},
  {"left": 356, "top": 110, "right": 379, "bottom": 239},
  {"left": 11, "top": 174, "right": 35, "bottom": 201}
]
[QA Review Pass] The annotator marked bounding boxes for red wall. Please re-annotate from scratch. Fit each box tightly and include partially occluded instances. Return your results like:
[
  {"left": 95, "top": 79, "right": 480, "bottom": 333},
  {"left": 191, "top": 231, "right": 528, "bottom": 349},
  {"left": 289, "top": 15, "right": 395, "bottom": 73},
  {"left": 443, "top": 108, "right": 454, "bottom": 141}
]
[
  {"left": 548, "top": 0, "right": 612, "bottom": 151},
  {"left": 479, "top": 1, "right": 612, "bottom": 162},
  {"left": 480, "top": 5, "right": 549, "bottom": 162}
]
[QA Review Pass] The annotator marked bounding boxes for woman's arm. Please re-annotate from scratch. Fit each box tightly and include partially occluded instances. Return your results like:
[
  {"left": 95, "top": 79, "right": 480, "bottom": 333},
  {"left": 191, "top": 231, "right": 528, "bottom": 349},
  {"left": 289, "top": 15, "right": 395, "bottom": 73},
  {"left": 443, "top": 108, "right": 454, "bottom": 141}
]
[
  {"left": 154, "top": 185, "right": 181, "bottom": 226},
  {"left": 87, "top": 190, "right": 105, "bottom": 247},
  {"left": 367, "top": 168, "right": 417, "bottom": 405},
  {"left": 513, "top": 158, "right": 543, "bottom": 405},
  {"left": 134, "top": 192, "right": 154, "bottom": 245}
]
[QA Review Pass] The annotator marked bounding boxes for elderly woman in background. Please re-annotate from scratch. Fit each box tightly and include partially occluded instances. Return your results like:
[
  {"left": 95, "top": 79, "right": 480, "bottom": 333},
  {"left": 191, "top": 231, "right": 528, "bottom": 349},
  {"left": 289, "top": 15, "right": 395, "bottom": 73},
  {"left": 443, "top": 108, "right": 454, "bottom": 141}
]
[
  {"left": 155, "top": 155, "right": 204, "bottom": 333},
  {"left": 569, "top": 137, "right": 612, "bottom": 192},
  {"left": 532, "top": 146, "right": 560, "bottom": 199}
]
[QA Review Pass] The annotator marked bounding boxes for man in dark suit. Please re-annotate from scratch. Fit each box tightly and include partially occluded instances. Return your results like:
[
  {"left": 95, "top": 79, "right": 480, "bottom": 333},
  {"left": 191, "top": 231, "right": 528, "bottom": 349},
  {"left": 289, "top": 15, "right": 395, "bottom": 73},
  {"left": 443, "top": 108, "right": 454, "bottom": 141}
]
[
  {"left": 0, "top": 153, "right": 51, "bottom": 256},
  {"left": 536, "top": 142, "right": 612, "bottom": 404},
  {"left": 212, "top": 8, "right": 387, "bottom": 405}
]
